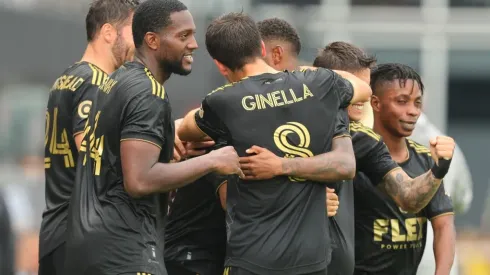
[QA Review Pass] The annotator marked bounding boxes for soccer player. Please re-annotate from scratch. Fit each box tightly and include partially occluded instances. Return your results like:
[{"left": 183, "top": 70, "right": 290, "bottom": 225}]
[
  {"left": 64, "top": 1, "right": 242, "bottom": 274},
  {"left": 239, "top": 41, "right": 457, "bottom": 274},
  {"left": 354, "top": 63, "right": 455, "bottom": 275},
  {"left": 164, "top": 140, "right": 229, "bottom": 275},
  {"left": 178, "top": 12, "right": 372, "bottom": 275},
  {"left": 40, "top": 0, "right": 139, "bottom": 274}
]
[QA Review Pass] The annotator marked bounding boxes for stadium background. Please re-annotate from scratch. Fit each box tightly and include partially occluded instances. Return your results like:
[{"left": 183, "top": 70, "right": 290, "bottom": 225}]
[{"left": 0, "top": 0, "right": 489, "bottom": 273}]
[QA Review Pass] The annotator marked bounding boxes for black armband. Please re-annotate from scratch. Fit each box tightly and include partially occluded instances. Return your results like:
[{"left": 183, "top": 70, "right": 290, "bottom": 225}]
[{"left": 431, "top": 158, "right": 452, "bottom": 179}]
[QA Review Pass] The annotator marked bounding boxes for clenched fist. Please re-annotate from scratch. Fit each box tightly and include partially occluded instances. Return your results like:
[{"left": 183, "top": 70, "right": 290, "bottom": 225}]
[
  {"left": 429, "top": 136, "right": 455, "bottom": 165},
  {"left": 208, "top": 146, "right": 245, "bottom": 178}
]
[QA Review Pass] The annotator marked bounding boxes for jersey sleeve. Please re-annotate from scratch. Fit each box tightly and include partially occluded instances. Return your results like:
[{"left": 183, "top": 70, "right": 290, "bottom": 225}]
[
  {"left": 424, "top": 182, "right": 454, "bottom": 219},
  {"left": 307, "top": 68, "right": 354, "bottom": 108},
  {"left": 121, "top": 88, "right": 169, "bottom": 149},
  {"left": 350, "top": 123, "right": 399, "bottom": 185},
  {"left": 72, "top": 80, "right": 98, "bottom": 135},
  {"left": 203, "top": 173, "right": 228, "bottom": 197},
  {"left": 334, "top": 109, "right": 351, "bottom": 139},
  {"left": 194, "top": 95, "right": 230, "bottom": 142}
]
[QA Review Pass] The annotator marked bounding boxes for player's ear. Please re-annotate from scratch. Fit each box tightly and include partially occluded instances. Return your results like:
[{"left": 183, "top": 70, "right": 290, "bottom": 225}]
[
  {"left": 144, "top": 32, "right": 159, "bottom": 51},
  {"left": 213, "top": 59, "right": 229, "bottom": 77},
  {"left": 100, "top": 23, "right": 117, "bottom": 44},
  {"left": 371, "top": 95, "right": 381, "bottom": 112},
  {"left": 260, "top": 40, "right": 267, "bottom": 58},
  {"left": 271, "top": 45, "right": 283, "bottom": 65}
]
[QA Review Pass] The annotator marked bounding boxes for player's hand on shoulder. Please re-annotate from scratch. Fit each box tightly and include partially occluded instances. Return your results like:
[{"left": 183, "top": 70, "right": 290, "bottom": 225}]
[
  {"left": 429, "top": 136, "right": 456, "bottom": 164},
  {"left": 239, "top": 145, "right": 282, "bottom": 180},
  {"left": 208, "top": 146, "right": 244, "bottom": 178},
  {"left": 326, "top": 187, "right": 339, "bottom": 217}
]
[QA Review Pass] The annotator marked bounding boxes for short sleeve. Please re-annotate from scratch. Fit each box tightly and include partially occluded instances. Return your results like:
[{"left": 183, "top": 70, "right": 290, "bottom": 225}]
[
  {"left": 308, "top": 68, "right": 354, "bottom": 108},
  {"left": 194, "top": 96, "right": 230, "bottom": 143},
  {"left": 72, "top": 80, "right": 98, "bottom": 135},
  {"left": 334, "top": 109, "right": 351, "bottom": 138},
  {"left": 351, "top": 122, "right": 399, "bottom": 185},
  {"left": 203, "top": 172, "right": 228, "bottom": 198},
  {"left": 120, "top": 92, "right": 169, "bottom": 149},
  {"left": 424, "top": 182, "right": 454, "bottom": 219}
]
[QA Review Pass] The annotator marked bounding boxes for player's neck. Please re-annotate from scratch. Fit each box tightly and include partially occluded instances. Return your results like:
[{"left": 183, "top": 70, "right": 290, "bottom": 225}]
[
  {"left": 231, "top": 58, "right": 279, "bottom": 81},
  {"left": 373, "top": 121, "right": 409, "bottom": 163},
  {"left": 134, "top": 52, "right": 170, "bottom": 84},
  {"left": 81, "top": 42, "right": 117, "bottom": 75}
]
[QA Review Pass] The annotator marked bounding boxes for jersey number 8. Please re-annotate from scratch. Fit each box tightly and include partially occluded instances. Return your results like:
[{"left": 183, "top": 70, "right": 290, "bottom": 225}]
[{"left": 273, "top": 122, "right": 313, "bottom": 182}]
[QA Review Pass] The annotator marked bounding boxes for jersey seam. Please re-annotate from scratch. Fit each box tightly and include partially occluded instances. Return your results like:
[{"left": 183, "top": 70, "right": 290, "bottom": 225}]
[
  {"left": 120, "top": 138, "right": 162, "bottom": 150},
  {"left": 429, "top": 211, "right": 454, "bottom": 221}
]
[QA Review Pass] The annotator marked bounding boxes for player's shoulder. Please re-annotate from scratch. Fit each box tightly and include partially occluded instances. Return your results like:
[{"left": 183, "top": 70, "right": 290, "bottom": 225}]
[
  {"left": 406, "top": 138, "right": 433, "bottom": 164},
  {"left": 349, "top": 121, "right": 381, "bottom": 142},
  {"left": 111, "top": 62, "right": 166, "bottom": 100},
  {"left": 66, "top": 61, "right": 108, "bottom": 86}
]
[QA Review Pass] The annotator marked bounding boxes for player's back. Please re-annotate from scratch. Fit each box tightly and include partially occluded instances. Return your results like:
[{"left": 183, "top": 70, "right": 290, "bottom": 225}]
[
  {"left": 40, "top": 61, "right": 106, "bottom": 259},
  {"left": 197, "top": 68, "right": 354, "bottom": 275},
  {"left": 65, "top": 61, "right": 173, "bottom": 275},
  {"left": 354, "top": 139, "right": 453, "bottom": 275}
]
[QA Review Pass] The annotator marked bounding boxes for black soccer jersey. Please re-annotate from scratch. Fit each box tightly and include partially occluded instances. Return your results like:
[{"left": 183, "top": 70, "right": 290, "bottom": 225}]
[
  {"left": 65, "top": 61, "right": 174, "bottom": 275},
  {"left": 40, "top": 61, "right": 106, "bottom": 259},
  {"left": 164, "top": 171, "right": 227, "bottom": 265},
  {"left": 194, "top": 68, "right": 354, "bottom": 275},
  {"left": 354, "top": 139, "right": 454, "bottom": 275},
  {"left": 328, "top": 116, "right": 399, "bottom": 275}
]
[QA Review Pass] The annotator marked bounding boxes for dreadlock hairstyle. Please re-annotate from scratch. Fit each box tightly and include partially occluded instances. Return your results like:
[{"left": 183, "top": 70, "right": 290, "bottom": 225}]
[{"left": 370, "top": 63, "right": 424, "bottom": 95}]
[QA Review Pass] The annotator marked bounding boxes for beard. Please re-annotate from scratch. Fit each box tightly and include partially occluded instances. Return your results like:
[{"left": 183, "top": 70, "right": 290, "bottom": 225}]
[
  {"left": 112, "top": 35, "right": 133, "bottom": 68},
  {"left": 159, "top": 57, "right": 191, "bottom": 76}
]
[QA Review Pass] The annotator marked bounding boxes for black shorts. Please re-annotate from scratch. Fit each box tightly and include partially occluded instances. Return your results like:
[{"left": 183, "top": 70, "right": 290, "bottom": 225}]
[
  {"left": 166, "top": 260, "right": 223, "bottom": 275},
  {"left": 38, "top": 243, "right": 65, "bottom": 275},
  {"left": 223, "top": 266, "right": 327, "bottom": 275}
]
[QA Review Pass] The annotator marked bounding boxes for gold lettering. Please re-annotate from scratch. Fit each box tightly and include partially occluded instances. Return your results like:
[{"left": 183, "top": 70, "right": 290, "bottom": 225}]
[
  {"left": 71, "top": 78, "right": 84, "bottom": 91},
  {"left": 271, "top": 91, "right": 283, "bottom": 107},
  {"left": 81, "top": 111, "right": 104, "bottom": 175},
  {"left": 290, "top": 88, "right": 302, "bottom": 102},
  {"left": 99, "top": 78, "right": 117, "bottom": 94},
  {"left": 242, "top": 96, "right": 256, "bottom": 111},
  {"left": 405, "top": 218, "right": 418, "bottom": 241},
  {"left": 255, "top": 94, "right": 262, "bottom": 110},
  {"left": 373, "top": 219, "right": 389, "bottom": 241},
  {"left": 281, "top": 90, "right": 294, "bottom": 104},
  {"left": 391, "top": 219, "right": 406, "bottom": 242},
  {"left": 417, "top": 217, "right": 427, "bottom": 240},
  {"left": 241, "top": 87, "right": 315, "bottom": 111},
  {"left": 303, "top": 84, "right": 314, "bottom": 99},
  {"left": 259, "top": 93, "right": 274, "bottom": 109},
  {"left": 50, "top": 75, "right": 85, "bottom": 92}
]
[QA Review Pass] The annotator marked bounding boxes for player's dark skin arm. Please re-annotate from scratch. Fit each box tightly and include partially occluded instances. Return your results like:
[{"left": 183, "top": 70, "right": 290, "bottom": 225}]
[
  {"left": 121, "top": 140, "right": 242, "bottom": 198},
  {"left": 378, "top": 168, "right": 443, "bottom": 213},
  {"left": 431, "top": 215, "right": 456, "bottom": 275},
  {"left": 240, "top": 136, "right": 355, "bottom": 181}
]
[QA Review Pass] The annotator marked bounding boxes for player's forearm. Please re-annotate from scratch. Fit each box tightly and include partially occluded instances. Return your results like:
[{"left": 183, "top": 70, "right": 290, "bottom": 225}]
[
  {"left": 433, "top": 220, "right": 456, "bottom": 275},
  {"left": 381, "top": 170, "right": 442, "bottom": 213},
  {"left": 178, "top": 109, "right": 207, "bottom": 142},
  {"left": 332, "top": 70, "right": 372, "bottom": 103},
  {"left": 280, "top": 151, "right": 355, "bottom": 182},
  {"left": 126, "top": 155, "right": 215, "bottom": 197}
]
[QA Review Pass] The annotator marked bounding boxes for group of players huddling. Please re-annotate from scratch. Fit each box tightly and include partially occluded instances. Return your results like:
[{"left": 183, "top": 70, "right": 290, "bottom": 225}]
[{"left": 40, "top": 0, "right": 457, "bottom": 274}]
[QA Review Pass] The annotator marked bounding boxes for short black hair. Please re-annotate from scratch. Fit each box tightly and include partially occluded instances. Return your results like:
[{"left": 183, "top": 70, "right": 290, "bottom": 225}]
[
  {"left": 313, "top": 41, "right": 376, "bottom": 73},
  {"left": 132, "top": 0, "right": 188, "bottom": 49},
  {"left": 370, "top": 63, "right": 424, "bottom": 95},
  {"left": 206, "top": 12, "right": 262, "bottom": 71},
  {"left": 86, "top": 0, "right": 140, "bottom": 42},
  {"left": 257, "top": 18, "right": 301, "bottom": 55}
]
